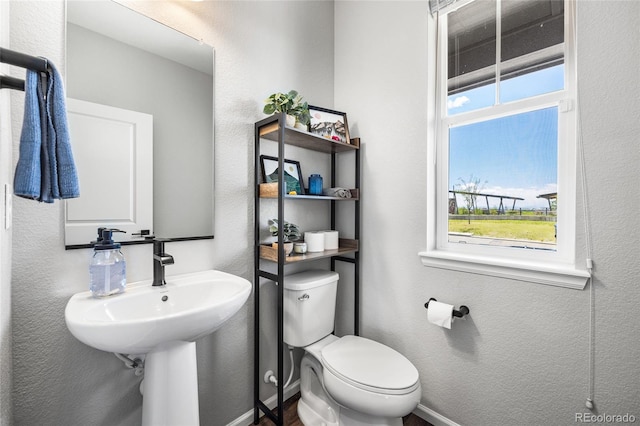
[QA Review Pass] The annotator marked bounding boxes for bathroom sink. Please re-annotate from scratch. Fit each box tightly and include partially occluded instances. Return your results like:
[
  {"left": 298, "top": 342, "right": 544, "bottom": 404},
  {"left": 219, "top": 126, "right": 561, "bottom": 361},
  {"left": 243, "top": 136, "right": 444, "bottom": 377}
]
[{"left": 65, "top": 269, "right": 252, "bottom": 354}]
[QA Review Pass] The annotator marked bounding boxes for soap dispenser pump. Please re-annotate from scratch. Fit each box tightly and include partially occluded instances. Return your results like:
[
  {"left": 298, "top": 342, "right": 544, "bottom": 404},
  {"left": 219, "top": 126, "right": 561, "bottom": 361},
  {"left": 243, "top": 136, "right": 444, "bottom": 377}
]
[{"left": 90, "top": 228, "right": 126, "bottom": 297}]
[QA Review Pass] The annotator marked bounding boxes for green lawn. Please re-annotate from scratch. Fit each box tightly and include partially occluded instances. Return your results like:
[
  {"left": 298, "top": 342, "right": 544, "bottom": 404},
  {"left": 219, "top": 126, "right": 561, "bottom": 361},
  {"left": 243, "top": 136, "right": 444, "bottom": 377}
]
[{"left": 448, "top": 219, "right": 556, "bottom": 242}]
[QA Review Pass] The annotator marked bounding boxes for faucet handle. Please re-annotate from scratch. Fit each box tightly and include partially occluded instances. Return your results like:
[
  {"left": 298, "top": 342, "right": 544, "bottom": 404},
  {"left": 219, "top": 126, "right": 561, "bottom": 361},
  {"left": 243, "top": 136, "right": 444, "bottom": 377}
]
[
  {"left": 152, "top": 239, "right": 174, "bottom": 265},
  {"left": 154, "top": 253, "right": 175, "bottom": 265}
]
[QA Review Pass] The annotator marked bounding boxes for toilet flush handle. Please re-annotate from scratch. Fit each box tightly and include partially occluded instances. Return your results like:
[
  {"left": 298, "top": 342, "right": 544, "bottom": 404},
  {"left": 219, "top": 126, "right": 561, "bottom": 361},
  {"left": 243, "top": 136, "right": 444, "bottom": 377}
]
[{"left": 298, "top": 294, "right": 310, "bottom": 301}]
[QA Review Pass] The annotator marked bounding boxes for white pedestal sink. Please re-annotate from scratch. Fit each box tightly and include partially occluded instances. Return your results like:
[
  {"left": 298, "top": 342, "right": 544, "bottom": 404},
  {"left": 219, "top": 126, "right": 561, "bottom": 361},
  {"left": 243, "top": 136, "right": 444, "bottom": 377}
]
[{"left": 65, "top": 270, "right": 252, "bottom": 426}]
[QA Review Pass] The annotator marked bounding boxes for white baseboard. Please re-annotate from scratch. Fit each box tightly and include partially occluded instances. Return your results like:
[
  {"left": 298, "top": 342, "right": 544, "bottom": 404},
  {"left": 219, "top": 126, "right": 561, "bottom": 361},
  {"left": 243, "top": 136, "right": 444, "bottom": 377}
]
[
  {"left": 413, "top": 403, "right": 461, "bottom": 426},
  {"left": 226, "top": 380, "right": 300, "bottom": 426},
  {"left": 228, "top": 386, "right": 458, "bottom": 426}
]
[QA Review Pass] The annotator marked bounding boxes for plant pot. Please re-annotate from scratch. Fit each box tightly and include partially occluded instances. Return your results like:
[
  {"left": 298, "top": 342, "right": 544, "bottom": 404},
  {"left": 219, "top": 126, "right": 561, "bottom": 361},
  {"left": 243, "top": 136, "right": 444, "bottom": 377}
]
[
  {"left": 286, "top": 114, "right": 296, "bottom": 127},
  {"left": 271, "top": 242, "right": 294, "bottom": 256},
  {"left": 294, "top": 121, "right": 308, "bottom": 131}
]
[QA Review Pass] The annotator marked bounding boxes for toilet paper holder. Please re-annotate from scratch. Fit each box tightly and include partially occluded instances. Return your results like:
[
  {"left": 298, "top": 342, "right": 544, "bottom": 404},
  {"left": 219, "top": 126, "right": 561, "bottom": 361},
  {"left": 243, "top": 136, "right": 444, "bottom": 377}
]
[{"left": 424, "top": 298, "right": 470, "bottom": 318}]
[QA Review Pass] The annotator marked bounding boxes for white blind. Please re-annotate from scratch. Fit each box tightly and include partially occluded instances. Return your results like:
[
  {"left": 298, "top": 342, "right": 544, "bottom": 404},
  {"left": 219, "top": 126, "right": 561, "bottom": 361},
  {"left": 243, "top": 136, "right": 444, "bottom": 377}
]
[{"left": 428, "top": 0, "right": 460, "bottom": 15}]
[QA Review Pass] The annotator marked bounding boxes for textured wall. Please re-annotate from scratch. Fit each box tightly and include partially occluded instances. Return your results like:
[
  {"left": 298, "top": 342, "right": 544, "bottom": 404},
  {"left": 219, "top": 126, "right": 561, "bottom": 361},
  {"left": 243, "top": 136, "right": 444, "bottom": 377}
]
[
  {"left": 334, "top": 1, "right": 640, "bottom": 425},
  {"left": 9, "top": 1, "right": 333, "bottom": 425}
]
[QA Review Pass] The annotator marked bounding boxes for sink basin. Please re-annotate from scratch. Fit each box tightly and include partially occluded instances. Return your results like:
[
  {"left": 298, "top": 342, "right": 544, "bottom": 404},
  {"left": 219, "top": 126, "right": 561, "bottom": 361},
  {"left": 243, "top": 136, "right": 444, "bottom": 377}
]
[
  {"left": 65, "top": 269, "right": 252, "bottom": 354},
  {"left": 65, "top": 269, "right": 252, "bottom": 425}
]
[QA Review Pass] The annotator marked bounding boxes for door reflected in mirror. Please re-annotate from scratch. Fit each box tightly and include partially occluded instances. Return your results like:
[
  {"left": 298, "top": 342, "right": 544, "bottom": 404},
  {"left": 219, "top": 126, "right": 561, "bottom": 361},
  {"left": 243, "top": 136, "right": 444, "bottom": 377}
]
[{"left": 65, "top": 0, "right": 214, "bottom": 248}]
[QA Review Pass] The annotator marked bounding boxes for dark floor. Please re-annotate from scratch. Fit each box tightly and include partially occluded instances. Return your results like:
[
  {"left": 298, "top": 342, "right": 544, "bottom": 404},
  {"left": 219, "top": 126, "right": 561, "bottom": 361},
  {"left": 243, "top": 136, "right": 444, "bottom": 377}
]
[{"left": 254, "top": 393, "right": 433, "bottom": 426}]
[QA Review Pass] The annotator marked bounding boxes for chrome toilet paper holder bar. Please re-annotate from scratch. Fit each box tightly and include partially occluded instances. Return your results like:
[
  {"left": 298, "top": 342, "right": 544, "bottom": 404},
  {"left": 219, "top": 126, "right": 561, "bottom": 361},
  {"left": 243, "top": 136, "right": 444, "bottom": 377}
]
[{"left": 424, "top": 298, "right": 470, "bottom": 318}]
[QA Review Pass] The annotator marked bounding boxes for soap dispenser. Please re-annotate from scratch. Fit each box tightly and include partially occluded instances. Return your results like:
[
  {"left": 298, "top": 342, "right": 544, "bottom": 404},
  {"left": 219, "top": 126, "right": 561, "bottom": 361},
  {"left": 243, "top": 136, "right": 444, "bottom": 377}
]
[{"left": 90, "top": 228, "right": 126, "bottom": 297}]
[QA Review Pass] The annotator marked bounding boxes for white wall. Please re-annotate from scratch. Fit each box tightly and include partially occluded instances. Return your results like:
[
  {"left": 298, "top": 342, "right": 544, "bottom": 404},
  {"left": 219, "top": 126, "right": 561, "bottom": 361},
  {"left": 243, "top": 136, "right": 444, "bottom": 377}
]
[
  {"left": 335, "top": 1, "right": 640, "bottom": 425},
  {"left": 0, "top": 1, "right": 13, "bottom": 423},
  {"left": 8, "top": 1, "right": 333, "bottom": 425}
]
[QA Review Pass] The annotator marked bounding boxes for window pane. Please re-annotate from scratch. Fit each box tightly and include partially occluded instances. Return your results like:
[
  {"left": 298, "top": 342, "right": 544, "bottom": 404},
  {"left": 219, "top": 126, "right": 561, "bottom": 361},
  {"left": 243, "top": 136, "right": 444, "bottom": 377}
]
[
  {"left": 448, "top": 107, "right": 558, "bottom": 250},
  {"left": 500, "top": 64, "right": 564, "bottom": 103},
  {"left": 500, "top": 0, "right": 565, "bottom": 103},
  {"left": 447, "top": 0, "right": 496, "bottom": 114},
  {"left": 448, "top": 83, "right": 496, "bottom": 115}
]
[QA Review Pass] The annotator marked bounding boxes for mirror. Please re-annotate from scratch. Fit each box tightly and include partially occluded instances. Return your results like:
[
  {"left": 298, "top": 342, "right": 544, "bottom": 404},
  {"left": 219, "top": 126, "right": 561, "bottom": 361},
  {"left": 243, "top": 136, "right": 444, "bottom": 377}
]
[{"left": 65, "top": 0, "right": 214, "bottom": 248}]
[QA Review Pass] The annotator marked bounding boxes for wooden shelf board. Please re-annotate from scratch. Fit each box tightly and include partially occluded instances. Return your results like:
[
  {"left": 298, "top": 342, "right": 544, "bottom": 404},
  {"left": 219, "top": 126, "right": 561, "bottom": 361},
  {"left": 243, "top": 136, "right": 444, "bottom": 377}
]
[
  {"left": 259, "top": 184, "right": 358, "bottom": 200},
  {"left": 258, "top": 120, "right": 359, "bottom": 153},
  {"left": 261, "top": 194, "right": 360, "bottom": 201},
  {"left": 259, "top": 239, "right": 358, "bottom": 263}
]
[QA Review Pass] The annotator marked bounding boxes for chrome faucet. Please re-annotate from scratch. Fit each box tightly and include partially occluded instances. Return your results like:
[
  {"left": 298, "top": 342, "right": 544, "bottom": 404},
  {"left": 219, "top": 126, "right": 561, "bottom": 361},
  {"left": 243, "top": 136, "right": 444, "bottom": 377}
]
[{"left": 152, "top": 240, "right": 174, "bottom": 286}]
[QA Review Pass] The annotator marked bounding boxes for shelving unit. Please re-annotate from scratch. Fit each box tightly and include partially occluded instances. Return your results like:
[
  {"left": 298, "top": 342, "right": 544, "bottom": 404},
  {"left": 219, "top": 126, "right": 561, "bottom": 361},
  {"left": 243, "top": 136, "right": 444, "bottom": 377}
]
[{"left": 253, "top": 113, "right": 361, "bottom": 425}]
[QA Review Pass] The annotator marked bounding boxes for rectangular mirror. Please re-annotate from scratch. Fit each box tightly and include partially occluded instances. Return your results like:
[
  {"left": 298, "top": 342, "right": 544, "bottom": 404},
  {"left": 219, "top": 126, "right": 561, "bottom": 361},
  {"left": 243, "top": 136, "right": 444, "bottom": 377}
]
[{"left": 65, "top": 0, "right": 214, "bottom": 248}]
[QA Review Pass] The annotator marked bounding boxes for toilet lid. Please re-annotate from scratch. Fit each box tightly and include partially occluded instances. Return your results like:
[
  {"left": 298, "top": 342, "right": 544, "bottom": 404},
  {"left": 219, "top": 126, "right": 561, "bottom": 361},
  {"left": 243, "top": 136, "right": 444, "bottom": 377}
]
[{"left": 321, "top": 335, "right": 419, "bottom": 392}]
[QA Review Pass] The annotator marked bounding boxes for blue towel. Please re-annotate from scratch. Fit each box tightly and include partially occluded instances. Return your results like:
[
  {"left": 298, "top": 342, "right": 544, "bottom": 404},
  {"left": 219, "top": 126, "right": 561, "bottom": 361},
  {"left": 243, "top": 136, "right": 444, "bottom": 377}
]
[
  {"left": 14, "top": 69, "right": 44, "bottom": 200},
  {"left": 44, "top": 61, "right": 79, "bottom": 200},
  {"left": 14, "top": 60, "right": 79, "bottom": 202}
]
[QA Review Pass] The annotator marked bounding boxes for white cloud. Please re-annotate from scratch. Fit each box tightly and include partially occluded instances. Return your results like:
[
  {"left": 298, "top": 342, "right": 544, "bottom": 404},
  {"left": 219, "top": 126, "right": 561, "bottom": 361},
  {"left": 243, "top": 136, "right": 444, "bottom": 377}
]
[
  {"left": 481, "top": 184, "right": 557, "bottom": 210},
  {"left": 448, "top": 96, "right": 470, "bottom": 109}
]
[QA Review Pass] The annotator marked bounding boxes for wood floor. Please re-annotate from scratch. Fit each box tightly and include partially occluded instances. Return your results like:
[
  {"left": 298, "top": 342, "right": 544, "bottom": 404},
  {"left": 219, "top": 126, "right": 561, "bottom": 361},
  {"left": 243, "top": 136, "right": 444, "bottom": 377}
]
[{"left": 254, "top": 393, "right": 433, "bottom": 426}]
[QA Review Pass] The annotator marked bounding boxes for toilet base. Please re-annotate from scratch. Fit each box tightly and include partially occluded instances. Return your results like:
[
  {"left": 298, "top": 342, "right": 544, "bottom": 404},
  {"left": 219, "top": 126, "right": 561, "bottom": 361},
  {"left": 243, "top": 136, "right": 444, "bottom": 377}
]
[
  {"left": 298, "top": 353, "right": 404, "bottom": 426},
  {"left": 298, "top": 354, "right": 340, "bottom": 426},
  {"left": 298, "top": 398, "right": 402, "bottom": 426},
  {"left": 339, "top": 408, "right": 402, "bottom": 426},
  {"left": 298, "top": 397, "right": 339, "bottom": 426}
]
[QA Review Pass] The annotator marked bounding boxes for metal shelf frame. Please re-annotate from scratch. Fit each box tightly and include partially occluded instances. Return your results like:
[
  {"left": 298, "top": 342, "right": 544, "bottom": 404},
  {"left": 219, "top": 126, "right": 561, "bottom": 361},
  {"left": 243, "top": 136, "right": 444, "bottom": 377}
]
[{"left": 253, "top": 113, "right": 360, "bottom": 425}]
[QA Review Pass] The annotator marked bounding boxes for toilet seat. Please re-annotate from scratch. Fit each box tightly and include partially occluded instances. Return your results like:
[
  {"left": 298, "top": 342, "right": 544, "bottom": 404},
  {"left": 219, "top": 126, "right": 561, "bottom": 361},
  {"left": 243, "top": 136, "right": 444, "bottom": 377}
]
[{"left": 321, "top": 335, "right": 420, "bottom": 395}]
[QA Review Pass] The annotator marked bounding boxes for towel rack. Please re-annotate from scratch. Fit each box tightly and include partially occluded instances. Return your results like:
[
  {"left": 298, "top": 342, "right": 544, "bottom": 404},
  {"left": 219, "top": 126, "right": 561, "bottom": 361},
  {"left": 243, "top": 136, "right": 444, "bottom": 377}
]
[
  {"left": 0, "top": 47, "right": 49, "bottom": 92},
  {"left": 424, "top": 298, "right": 470, "bottom": 318}
]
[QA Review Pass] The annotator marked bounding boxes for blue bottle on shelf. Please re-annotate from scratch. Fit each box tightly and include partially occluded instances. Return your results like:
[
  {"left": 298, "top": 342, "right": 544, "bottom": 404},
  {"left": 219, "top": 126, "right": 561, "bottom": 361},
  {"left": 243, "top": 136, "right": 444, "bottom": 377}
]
[{"left": 309, "top": 174, "right": 323, "bottom": 195}]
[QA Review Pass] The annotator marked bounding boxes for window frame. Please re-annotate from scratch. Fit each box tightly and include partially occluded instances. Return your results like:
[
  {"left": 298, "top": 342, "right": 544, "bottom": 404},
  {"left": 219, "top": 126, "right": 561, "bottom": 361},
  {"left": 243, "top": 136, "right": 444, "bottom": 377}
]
[{"left": 419, "top": 0, "right": 590, "bottom": 289}]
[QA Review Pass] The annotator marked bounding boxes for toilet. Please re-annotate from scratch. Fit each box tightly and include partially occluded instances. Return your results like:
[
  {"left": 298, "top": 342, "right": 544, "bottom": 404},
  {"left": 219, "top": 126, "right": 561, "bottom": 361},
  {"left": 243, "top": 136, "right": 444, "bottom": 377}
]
[{"left": 283, "top": 270, "right": 421, "bottom": 426}]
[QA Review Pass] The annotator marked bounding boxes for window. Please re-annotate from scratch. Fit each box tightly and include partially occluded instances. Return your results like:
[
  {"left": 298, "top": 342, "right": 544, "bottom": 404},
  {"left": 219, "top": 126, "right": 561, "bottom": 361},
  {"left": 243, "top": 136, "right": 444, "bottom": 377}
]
[{"left": 421, "top": 0, "right": 589, "bottom": 288}]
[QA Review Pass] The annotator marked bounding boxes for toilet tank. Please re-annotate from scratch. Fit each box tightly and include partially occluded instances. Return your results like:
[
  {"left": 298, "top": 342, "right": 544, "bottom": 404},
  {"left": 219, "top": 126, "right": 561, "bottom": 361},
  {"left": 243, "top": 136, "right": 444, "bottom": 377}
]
[{"left": 283, "top": 270, "right": 339, "bottom": 347}]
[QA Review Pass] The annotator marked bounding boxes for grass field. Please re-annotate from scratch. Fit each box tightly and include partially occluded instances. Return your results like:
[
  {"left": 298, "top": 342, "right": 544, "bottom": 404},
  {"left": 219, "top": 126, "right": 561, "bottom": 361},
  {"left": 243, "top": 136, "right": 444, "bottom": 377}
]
[{"left": 448, "top": 219, "right": 556, "bottom": 242}]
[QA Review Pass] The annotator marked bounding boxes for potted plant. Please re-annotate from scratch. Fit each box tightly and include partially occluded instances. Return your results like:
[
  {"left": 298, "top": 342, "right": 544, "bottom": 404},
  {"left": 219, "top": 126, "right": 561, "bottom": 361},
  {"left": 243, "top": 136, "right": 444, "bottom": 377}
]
[
  {"left": 268, "top": 219, "right": 302, "bottom": 255},
  {"left": 263, "top": 90, "right": 311, "bottom": 131}
]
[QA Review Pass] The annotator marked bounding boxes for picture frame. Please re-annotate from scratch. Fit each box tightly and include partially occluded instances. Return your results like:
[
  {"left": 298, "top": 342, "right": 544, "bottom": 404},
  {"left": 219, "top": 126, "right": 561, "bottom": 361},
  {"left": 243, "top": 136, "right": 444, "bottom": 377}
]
[
  {"left": 260, "top": 155, "right": 305, "bottom": 195},
  {"left": 308, "top": 105, "right": 350, "bottom": 144}
]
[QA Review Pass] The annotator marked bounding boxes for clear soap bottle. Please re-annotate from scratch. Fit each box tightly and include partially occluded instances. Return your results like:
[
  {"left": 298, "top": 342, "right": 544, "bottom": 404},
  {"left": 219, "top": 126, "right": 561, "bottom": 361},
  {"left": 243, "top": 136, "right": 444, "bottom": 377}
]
[{"left": 90, "top": 228, "right": 126, "bottom": 297}]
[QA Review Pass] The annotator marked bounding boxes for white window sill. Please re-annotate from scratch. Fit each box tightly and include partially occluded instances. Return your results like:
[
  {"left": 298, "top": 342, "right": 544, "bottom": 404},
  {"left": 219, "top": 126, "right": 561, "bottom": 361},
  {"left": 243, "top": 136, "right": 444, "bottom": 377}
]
[{"left": 418, "top": 250, "right": 590, "bottom": 290}]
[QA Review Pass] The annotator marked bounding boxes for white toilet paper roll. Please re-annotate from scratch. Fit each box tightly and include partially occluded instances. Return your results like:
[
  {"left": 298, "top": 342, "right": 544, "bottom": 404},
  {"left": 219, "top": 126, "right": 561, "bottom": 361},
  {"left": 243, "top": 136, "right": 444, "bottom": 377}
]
[
  {"left": 427, "top": 300, "right": 454, "bottom": 329},
  {"left": 304, "top": 232, "right": 325, "bottom": 252},
  {"left": 323, "top": 230, "right": 339, "bottom": 250}
]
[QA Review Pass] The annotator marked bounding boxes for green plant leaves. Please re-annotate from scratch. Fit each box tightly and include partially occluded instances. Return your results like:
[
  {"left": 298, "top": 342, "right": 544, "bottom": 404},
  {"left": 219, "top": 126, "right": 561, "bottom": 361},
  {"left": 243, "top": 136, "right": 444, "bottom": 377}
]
[{"left": 263, "top": 90, "right": 310, "bottom": 125}]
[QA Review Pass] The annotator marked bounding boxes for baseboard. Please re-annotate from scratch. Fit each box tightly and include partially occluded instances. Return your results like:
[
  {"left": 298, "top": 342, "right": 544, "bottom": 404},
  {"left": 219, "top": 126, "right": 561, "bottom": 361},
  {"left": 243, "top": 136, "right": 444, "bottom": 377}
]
[
  {"left": 413, "top": 403, "right": 461, "bottom": 426},
  {"left": 228, "top": 386, "right": 458, "bottom": 426},
  {"left": 226, "top": 380, "right": 300, "bottom": 426}
]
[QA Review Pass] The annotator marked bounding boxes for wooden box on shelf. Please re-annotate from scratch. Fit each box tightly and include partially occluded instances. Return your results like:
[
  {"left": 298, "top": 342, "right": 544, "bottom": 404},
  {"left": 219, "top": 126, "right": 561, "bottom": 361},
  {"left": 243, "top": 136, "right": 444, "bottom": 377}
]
[{"left": 259, "top": 182, "right": 279, "bottom": 197}]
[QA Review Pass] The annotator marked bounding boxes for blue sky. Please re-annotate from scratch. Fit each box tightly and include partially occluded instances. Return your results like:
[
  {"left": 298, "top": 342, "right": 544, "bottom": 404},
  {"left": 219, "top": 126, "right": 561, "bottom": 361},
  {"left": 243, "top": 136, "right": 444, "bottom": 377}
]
[{"left": 447, "top": 65, "right": 564, "bottom": 209}]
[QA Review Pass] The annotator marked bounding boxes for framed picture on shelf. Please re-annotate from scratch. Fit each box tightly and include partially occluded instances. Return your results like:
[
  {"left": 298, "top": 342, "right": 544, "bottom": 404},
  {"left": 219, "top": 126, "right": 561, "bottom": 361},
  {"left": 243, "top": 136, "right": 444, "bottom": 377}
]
[
  {"left": 260, "top": 155, "right": 305, "bottom": 195},
  {"left": 308, "top": 106, "right": 350, "bottom": 144}
]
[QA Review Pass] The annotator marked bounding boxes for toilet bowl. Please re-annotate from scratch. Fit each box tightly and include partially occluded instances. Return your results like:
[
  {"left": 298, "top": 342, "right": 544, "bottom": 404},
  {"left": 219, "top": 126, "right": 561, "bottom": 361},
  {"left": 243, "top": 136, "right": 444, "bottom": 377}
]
[{"left": 283, "top": 270, "right": 421, "bottom": 425}]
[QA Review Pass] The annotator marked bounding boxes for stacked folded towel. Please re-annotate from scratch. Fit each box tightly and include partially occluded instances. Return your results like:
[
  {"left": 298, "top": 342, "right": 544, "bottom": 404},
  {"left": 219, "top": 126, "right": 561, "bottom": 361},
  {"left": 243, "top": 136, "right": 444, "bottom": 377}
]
[
  {"left": 14, "top": 60, "right": 79, "bottom": 203},
  {"left": 323, "top": 187, "right": 352, "bottom": 198}
]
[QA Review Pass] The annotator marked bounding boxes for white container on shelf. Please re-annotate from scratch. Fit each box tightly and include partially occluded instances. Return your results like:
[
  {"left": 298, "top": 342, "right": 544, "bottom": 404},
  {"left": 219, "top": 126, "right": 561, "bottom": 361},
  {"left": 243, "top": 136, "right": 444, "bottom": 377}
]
[
  {"left": 323, "top": 230, "right": 339, "bottom": 250},
  {"left": 304, "top": 231, "right": 325, "bottom": 252}
]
